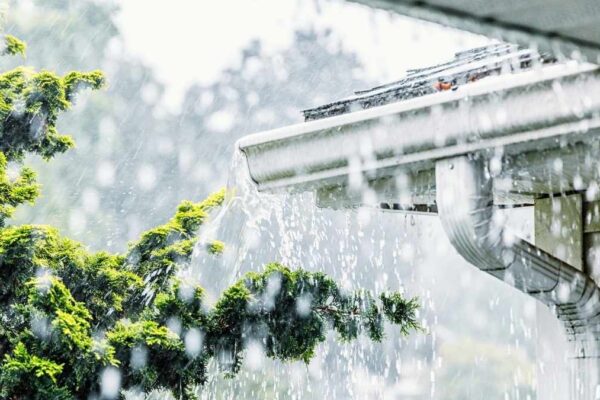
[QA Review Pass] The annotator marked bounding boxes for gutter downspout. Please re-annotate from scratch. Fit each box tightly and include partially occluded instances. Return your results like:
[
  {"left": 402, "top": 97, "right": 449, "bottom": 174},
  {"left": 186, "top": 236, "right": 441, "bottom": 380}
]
[{"left": 435, "top": 155, "right": 600, "bottom": 398}]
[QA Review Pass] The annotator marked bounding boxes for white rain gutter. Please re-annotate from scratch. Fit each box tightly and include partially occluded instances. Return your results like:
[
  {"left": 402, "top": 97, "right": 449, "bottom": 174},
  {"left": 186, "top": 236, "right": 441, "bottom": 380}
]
[
  {"left": 237, "top": 62, "right": 600, "bottom": 397},
  {"left": 238, "top": 63, "right": 599, "bottom": 195}
]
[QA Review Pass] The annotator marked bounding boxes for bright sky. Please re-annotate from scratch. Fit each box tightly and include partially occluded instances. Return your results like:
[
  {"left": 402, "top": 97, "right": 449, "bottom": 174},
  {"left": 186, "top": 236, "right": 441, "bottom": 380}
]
[{"left": 117, "top": 0, "right": 489, "bottom": 107}]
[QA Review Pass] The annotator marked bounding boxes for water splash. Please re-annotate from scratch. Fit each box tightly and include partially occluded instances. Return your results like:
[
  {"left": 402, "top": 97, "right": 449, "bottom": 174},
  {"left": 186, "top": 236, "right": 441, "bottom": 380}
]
[
  {"left": 169, "top": 148, "right": 540, "bottom": 399},
  {"left": 185, "top": 149, "right": 285, "bottom": 303}
]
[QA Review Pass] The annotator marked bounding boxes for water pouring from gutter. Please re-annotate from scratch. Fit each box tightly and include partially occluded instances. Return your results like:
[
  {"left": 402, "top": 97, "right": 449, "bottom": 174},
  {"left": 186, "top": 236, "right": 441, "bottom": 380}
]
[
  {"left": 179, "top": 148, "right": 427, "bottom": 393},
  {"left": 187, "top": 149, "right": 284, "bottom": 303},
  {"left": 236, "top": 44, "right": 600, "bottom": 398}
]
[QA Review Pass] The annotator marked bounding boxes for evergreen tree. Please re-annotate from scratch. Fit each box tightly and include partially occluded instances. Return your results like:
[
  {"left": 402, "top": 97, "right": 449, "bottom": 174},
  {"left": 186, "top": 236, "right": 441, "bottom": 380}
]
[{"left": 0, "top": 36, "right": 419, "bottom": 399}]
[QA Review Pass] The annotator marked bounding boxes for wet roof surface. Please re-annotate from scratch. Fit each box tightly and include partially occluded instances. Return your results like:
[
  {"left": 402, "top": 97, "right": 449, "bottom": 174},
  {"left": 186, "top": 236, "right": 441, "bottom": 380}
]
[{"left": 303, "top": 43, "right": 555, "bottom": 121}]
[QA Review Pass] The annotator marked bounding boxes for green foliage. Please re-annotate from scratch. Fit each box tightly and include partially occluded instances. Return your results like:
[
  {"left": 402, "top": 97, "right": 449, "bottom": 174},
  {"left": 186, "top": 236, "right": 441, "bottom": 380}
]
[
  {"left": 380, "top": 292, "right": 421, "bottom": 335},
  {"left": 0, "top": 189, "right": 419, "bottom": 399},
  {"left": 28, "top": 276, "right": 94, "bottom": 353},
  {"left": 0, "top": 34, "right": 420, "bottom": 400},
  {"left": 107, "top": 320, "right": 196, "bottom": 392},
  {"left": 0, "top": 342, "right": 72, "bottom": 400},
  {"left": 0, "top": 152, "right": 39, "bottom": 227},
  {"left": 62, "top": 70, "right": 105, "bottom": 102},
  {"left": 0, "top": 56, "right": 104, "bottom": 226},
  {"left": 207, "top": 240, "right": 225, "bottom": 255},
  {"left": 0, "top": 67, "right": 104, "bottom": 161},
  {"left": 3, "top": 34, "right": 26, "bottom": 57}
]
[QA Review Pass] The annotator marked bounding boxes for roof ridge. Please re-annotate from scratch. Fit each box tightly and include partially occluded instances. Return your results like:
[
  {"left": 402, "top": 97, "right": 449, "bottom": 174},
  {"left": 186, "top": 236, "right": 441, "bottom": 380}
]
[{"left": 303, "top": 44, "right": 555, "bottom": 121}]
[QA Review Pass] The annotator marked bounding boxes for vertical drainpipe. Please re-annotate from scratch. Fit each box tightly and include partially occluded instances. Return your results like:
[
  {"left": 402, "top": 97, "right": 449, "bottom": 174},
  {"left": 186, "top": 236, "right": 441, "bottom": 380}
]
[{"left": 435, "top": 155, "right": 600, "bottom": 399}]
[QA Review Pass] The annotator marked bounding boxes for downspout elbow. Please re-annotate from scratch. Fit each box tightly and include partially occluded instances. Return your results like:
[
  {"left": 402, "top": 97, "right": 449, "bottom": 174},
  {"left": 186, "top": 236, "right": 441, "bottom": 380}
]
[{"left": 435, "top": 156, "right": 600, "bottom": 345}]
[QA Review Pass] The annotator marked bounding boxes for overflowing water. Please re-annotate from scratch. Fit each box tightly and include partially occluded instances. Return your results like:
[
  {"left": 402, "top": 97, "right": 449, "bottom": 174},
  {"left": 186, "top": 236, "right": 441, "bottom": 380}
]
[
  {"left": 140, "top": 148, "right": 542, "bottom": 399},
  {"left": 182, "top": 150, "right": 270, "bottom": 299}
]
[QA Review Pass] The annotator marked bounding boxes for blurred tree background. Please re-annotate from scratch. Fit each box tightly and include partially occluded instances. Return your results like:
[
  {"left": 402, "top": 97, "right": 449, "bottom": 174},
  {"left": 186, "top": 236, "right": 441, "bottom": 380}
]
[{"left": 5, "top": 0, "right": 364, "bottom": 252}]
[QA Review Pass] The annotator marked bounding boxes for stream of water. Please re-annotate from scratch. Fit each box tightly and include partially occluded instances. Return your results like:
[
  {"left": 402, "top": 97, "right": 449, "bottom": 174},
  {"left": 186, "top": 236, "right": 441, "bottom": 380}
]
[{"left": 159, "top": 149, "right": 543, "bottom": 400}]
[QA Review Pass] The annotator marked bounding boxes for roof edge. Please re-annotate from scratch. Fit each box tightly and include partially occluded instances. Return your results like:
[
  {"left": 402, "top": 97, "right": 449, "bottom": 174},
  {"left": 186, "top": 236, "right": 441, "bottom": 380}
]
[{"left": 349, "top": 0, "right": 600, "bottom": 62}]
